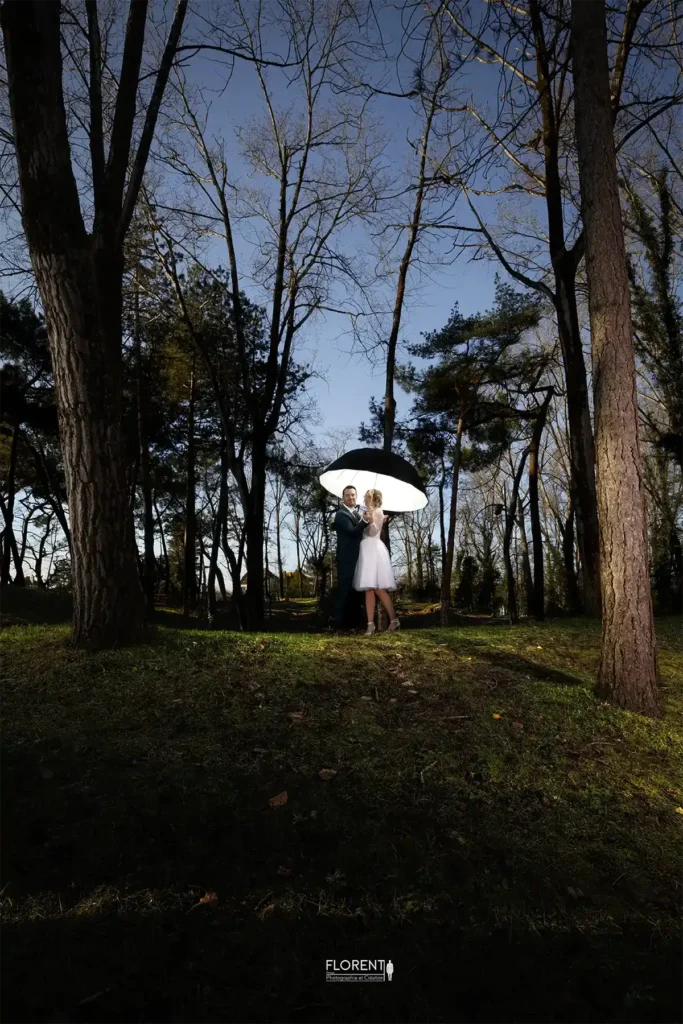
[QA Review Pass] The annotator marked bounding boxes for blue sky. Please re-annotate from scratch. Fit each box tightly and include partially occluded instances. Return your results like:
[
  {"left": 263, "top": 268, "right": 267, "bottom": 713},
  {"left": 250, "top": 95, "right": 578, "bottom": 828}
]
[{"left": 175, "top": 4, "right": 502, "bottom": 449}]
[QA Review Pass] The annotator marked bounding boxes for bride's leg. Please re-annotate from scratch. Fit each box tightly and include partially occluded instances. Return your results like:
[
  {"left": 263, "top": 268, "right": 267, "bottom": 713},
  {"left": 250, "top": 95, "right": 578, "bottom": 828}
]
[
  {"left": 376, "top": 589, "right": 396, "bottom": 621},
  {"left": 365, "top": 589, "right": 376, "bottom": 624}
]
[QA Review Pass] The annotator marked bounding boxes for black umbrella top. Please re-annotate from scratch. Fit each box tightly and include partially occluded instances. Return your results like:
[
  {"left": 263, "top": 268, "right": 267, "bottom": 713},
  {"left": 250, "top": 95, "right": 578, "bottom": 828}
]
[{"left": 319, "top": 447, "right": 428, "bottom": 512}]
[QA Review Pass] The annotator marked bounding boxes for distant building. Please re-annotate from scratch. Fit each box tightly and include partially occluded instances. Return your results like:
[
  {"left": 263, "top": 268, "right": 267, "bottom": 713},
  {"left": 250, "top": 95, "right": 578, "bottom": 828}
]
[{"left": 240, "top": 569, "right": 279, "bottom": 598}]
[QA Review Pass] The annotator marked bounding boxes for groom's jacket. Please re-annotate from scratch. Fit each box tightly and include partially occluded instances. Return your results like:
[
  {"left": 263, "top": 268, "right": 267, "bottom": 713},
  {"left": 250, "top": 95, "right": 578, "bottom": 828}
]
[{"left": 333, "top": 505, "right": 368, "bottom": 576}]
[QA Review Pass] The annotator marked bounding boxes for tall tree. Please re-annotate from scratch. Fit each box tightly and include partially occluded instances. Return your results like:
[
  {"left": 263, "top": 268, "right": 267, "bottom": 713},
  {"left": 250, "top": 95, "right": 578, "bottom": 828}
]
[
  {"left": 440, "top": 0, "right": 682, "bottom": 615},
  {"left": 1, "top": 0, "right": 188, "bottom": 647},
  {"left": 401, "top": 282, "right": 545, "bottom": 622},
  {"left": 156, "top": 2, "right": 381, "bottom": 629},
  {"left": 572, "top": 0, "right": 659, "bottom": 714}
]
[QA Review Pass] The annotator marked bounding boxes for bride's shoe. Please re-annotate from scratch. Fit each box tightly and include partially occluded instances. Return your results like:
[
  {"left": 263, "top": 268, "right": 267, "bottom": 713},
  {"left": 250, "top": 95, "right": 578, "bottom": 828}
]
[
  {"left": 364, "top": 622, "right": 376, "bottom": 636},
  {"left": 388, "top": 618, "right": 400, "bottom": 632}
]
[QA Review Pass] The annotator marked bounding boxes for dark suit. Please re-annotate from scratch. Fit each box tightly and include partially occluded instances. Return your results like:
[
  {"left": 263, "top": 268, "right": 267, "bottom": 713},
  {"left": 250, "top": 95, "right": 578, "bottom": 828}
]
[{"left": 332, "top": 505, "right": 368, "bottom": 627}]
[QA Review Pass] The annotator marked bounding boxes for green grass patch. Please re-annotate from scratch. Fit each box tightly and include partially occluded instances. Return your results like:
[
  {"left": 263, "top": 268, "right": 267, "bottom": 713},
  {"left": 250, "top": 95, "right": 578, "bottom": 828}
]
[{"left": 2, "top": 605, "right": 682, "bottom": 1023}]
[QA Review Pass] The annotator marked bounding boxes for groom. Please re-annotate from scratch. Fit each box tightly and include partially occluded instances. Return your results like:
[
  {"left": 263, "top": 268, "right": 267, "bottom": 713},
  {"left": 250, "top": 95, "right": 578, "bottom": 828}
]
[{"left": 330, "top": 485, "right": 369, "bottom": 630}]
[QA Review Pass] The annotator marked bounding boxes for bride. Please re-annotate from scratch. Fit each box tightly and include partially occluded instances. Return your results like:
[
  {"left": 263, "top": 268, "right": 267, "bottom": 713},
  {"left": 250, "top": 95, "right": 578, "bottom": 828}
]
[{"left": 353, "top": 488, "right": 400, "bottom": 635}]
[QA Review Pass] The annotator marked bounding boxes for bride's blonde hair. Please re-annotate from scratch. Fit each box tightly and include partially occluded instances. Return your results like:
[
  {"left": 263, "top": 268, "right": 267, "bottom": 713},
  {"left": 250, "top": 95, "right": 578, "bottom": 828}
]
[{"left": 366, "top": 488, "right": 382, "bottom": 508}]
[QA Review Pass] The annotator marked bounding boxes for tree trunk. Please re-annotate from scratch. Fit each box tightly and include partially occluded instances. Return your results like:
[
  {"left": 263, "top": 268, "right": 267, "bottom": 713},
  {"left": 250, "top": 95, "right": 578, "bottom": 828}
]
[
  {"left": 294, "top": 512, "right": 303, "bottom": 597},
  {"left": 440, "top": 418, "right": 464, "bottom": 625},
  {"left": 18, "top": 505, "right": 33, "bottom": 577},
  {"left": 437, "top": 459, "right": 447, "bottom": 596},
  {"left": 1, "top": 0, "right": 148, "bottom": 647},
  {"left": 275, "top": 489, "right": 285, "bottom": 600},
  {"left": 504, "top": 451, "right": 530, "bottom": 625},
  {"left": 553, "top": 273, "right": 602, "bottom": 615},
  {"left": 404, "top": 533, "right": 414, "bottom": 591},
  {"left": 517, "top": 499, "right": 534, "bottom": 616},
  {"left": 528, "top": 392, "right": 552, "bottom": 620},
  {"left": 35, "top": 512, "right": 54, "bottom": 587},
  {"left": 222, "top": 515, "right": 245, "bottom": 630},
  {"left": 134, "top": 280, "right": 156, "bottom": 612},
  {"left": 154, "top": 498, "right": 171, "bottom": 597},
  {"left": 182, "top": 361, "right": 197, "bottom": 617},
  {"left": 528, "top": 0, "right": 601, "bottom": 617},
  {"left": 1, "top": 424, "right": 22, "bottom": 585},
  {"left": 264, "top": 508, "right": 272, "bottom": 615},
  {"left": 561, "top": 498, "right": 581, "bottom": 615},
  {"left": 245, "top": 444, "right": 266, "bottom": 630},
  {"left": 572, "top": 0, "right": 659, "bottom": 714},
  {"left": 207, "top": 439, "right": 229, "bottom": 623}
]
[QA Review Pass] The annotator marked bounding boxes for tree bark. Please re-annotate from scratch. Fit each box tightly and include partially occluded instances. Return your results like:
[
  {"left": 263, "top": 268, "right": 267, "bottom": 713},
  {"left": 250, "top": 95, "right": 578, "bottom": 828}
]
[
  {"left": 528, "top": 391, "right": 553, "bottom": 620},
  {"left": 1, "top": 423, "right": 22, "bottom": 585},
  {"left": 153, "top": 498, "right": 171, "bottom": 597},
  {"left": 504, "top": 450, "right": 530, "bottom": 625},
  {"left": 294, "top": 511, "right": 303, "bottom": 597},
  {"left": 207, "top": 438, "right": 229, "bottom": 623},
  {"left": 244, "top": 442, "right": 267, "bottom": 629},
  {"left": 572, "top": 0, "right": 659, "bottom": 714},
  {"left": 182, "top": 360, "right": 197, "bottom": 617},
  {"left": 517, "top": 499, "right": 534, "bottom": 616},
  {"left": 134, "top": 282, "right": 156, "bottom": 612},
  {"left": 553, "top": 270, "right": 602, "bottom": 615},
  {"left": 0, "top": 0, "right": 179, "bottom": 647},
  {"left": 35, "top": 511, "right": 54, "bottom": 587},
  {"left": 529, "top": 0, "right": 601, "bottom": 617},
  {"left": 440, "top": 418, "right": 464, "bottom": 625},
  {"left": 275, "top": 485, "right": 285, "bottom": 600}
]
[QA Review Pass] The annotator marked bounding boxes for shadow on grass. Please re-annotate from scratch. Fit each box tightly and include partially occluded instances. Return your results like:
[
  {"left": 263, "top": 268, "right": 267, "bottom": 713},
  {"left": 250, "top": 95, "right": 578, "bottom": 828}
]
[
  {"left": 477, "top": 650, "right": 584, "bottom": 687},
  {"left": 2, "top": 732, "right": 680, "bottom": 1024},
  {"left": 4, "top": 910, "right": 677, "bottom": 1024}
]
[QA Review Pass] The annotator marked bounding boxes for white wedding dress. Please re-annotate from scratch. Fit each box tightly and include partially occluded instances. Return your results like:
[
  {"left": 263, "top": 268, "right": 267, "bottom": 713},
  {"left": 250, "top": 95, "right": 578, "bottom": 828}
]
[{"left": 353, "top": 507, "right": 397, "bottom": 592}]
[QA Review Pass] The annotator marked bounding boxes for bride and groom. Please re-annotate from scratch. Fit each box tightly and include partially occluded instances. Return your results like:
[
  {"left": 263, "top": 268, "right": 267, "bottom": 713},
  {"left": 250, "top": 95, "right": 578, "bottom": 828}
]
[{"left": 330, "top": 484, "right": 400, "bottom": 635}]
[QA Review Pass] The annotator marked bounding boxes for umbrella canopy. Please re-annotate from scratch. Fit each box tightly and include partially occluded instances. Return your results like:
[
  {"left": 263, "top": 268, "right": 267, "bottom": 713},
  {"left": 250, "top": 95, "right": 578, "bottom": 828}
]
[{"left": 319, "top": 447, "right": 428, "bottom": 512}]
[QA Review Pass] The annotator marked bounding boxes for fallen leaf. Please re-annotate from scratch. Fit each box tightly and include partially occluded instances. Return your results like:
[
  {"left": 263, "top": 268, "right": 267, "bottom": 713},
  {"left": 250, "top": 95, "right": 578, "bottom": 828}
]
[
  {"left": 567, "top": 886, "right": 584, "bottom": 899},
  {"left": 199, "top": 892, "right": 217, "bottom": 905},
  {"left": 253, "top": 747, "right": 269, "bottom": 754},
  {"left": 675, "top": 807, "right": 683, "bottom": 815},
  {"left": 319, "top": 768, "right": 337, "bottom": 780},
  {"left": 512, "top": 721, "right": 524, "bottom": 730},
  {"left": 276, "top": 865, "right": 292, "bottom": 876},
  {"left": 261, "top": 904, "right": 276, "bottom": 916},
  {"left": 408, "top": 689, "right": 418, "bottom": 695},
  {"left": 493, "top": 713, "right": 502, "bottom": 720},
  {"left": 269, "top": 791, "right": 288, "bottom": 808},
  {"left": 389, "top": 698, "right": 397, "bottom": 703},
  {"left": 360, "top": 695, "right": 372, "bottom": 701},
  {"left": 289, "top": 712, "right": 304, "bottom": 722}
]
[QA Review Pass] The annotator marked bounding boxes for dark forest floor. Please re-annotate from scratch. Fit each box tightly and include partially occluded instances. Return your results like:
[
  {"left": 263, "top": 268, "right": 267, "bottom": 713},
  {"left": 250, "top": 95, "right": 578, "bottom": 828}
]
[{"left": 1, "top": 590, "right": 682, "bottom": 1023}]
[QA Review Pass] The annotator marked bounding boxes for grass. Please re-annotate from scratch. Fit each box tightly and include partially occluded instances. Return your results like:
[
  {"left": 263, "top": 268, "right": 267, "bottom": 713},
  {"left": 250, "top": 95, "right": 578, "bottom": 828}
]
[{"left": 1, "top": 592, "right": 682, "bottom": 1023}]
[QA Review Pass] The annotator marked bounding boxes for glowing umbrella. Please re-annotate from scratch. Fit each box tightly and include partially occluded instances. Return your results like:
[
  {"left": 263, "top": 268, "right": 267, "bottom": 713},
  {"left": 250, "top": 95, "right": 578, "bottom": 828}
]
[{"left": 319, "top": 447, "right": 428, "bottom": 512}]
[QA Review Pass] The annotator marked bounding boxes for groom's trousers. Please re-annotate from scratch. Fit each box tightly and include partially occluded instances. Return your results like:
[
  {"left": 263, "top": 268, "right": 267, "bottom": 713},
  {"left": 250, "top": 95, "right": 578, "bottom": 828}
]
[{"left": 333, "top": 565, "right": 357, "bottom": 628}]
